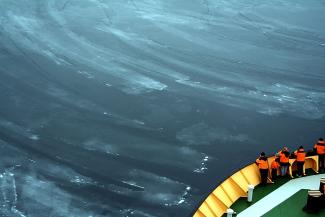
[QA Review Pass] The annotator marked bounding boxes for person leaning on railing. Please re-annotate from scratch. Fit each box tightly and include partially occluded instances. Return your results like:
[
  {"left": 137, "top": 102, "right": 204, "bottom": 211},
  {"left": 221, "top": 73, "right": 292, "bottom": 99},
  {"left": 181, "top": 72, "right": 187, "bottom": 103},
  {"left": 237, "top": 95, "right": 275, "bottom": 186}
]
[
  {"left": 294, "top": 145, "right": 306, "bottom": 177},
  {"left": 271, "top": 156, "right": 280, "bottom": 182},
  {"left": 278, "top": 147, "right": 290, "bottom": 176},
  {"left": 314, "top": 138, "right": 325, "bottom": 171},
  {"left": 256, "top": 152, "right": 269, "bottom": 185}
]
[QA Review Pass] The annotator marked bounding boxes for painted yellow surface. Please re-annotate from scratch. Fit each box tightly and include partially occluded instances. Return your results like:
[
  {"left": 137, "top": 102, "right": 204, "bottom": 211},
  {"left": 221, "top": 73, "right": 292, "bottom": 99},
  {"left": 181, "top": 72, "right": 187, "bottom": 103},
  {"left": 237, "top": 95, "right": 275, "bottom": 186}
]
[
  {"left": 240, "top": 164, "right": 260, "bottom": 186},
  {"left": 288, "top": 155, "right": 318, "bottom": 178},
  {"left": 193, "top": 210, "right": 205, "bottom": 217},
  {"left": 193, "top": 155, "right": 319, "bottom": 217},
  {"left": 193, "top": 162, "right": 260, "bottom": 217},
  {"left": 212, "top": 187, "right": 233, "bottom": 207}
]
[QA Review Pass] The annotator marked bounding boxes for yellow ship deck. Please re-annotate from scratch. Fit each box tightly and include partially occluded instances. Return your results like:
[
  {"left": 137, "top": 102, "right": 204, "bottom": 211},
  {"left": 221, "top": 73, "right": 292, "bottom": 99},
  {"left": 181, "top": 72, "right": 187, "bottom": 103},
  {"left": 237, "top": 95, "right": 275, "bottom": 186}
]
[{"left": 192, "top": 155, "right": 319, "bottom": 217}]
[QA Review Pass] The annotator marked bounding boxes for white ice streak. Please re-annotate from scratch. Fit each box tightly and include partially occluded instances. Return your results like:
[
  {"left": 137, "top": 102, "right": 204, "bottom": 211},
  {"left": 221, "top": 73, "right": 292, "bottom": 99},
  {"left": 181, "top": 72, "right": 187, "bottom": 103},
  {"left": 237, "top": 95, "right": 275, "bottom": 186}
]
[
  {"left": 82, "top": 137, "right": 206, "bottom": 172},
  {"left": 258, "top": 83, "right": 325, "bottom": 119},
  {"left": 133, "top": 120, "right": 145, "bottom": 125},
  {"left": 83, "top": 139, "right": 120, "bottom": 156},
  {"left": 42, "top": 49, "right": 70, "bottom": 65},
  {"left": 70, "top": 176, "right": 94, "bottom": 185},
  {"left": 21, "top": 175, "right": 102, "bottom": 217},
  {"left": 120, "top": 209, "right": 155, "bottom": 217},
  {"left": 28, "top": 134, "right": 39, "bottom": 141},
  {"left": 176, "top": 76, "right": 325, "bottom": 119},
  {"left": 194, "top": 155, "right": 210, "bottom": 174},
  {"left": 122, "top": 74, "right": 167, "bottom": 94},
  {"left": 77, "top": 70, "right": 95, "bottom": 79},
  {"left": 39, "top": 161, "right": 97, "bottom": 186},
  {"left": 121, "top": 181, "right": 145, "bottom": 190},
  {"left": 0, "top": 119, "right": 40, "bottom": 142},
  {"left": 126, "top": 169, "right": 190, "bottom": 207},
  {"left": 177, "top": 122, "right": 250, "bottom": 146},
  {"left": 10, "top": 14, "right": 38, "bottom": 34},
  {"left": 0, "top": 171, "right": 26, "bottom": 217},
  {"left": 0, "top": 164, "right": 105, "bottom": 216}
]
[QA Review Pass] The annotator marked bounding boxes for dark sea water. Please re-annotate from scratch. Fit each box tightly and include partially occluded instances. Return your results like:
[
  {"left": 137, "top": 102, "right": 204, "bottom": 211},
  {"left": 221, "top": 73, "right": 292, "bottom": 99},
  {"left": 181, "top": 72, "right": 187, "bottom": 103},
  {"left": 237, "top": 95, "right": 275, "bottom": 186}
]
[{"left": 0, "top": 0, "right": 325, "bottom": 216}]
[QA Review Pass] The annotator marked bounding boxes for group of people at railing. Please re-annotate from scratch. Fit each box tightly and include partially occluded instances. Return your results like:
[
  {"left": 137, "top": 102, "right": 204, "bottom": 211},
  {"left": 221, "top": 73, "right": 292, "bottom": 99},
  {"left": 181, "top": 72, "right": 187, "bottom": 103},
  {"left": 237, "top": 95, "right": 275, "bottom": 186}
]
[{"left": 256, "top": 138, "right": 325, "bottom": 185}]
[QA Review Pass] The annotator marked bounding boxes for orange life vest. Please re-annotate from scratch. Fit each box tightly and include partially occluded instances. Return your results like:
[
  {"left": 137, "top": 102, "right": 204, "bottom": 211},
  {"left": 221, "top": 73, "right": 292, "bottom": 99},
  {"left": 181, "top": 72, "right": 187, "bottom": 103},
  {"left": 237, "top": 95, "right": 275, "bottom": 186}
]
[
  {"left": 314, "top": 141, "right": 325, "bottom": 155},
  {"left": 256, "top": 157, "right": 268, "bottom": 169},
  {"left": 279, "top": 151, "right": 290, "bottom": 163},
  {"left": 295, "top": 148, "right": 306, "bottom": 162},
  {"left": 271, "top": 160, "right": 280, "bottom": 169}
]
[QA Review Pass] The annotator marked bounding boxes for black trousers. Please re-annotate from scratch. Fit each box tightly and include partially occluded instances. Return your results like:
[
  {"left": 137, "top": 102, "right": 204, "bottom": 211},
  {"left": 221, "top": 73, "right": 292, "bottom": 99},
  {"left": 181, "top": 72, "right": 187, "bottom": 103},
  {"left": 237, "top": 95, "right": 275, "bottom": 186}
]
[
  {"left": 271, "top": 169, "right": 278, "bottom": 181},
  {"left": 297, "top": 161, "right": 304, "bottom": 176},
  {"left": 260, "top": 169, "right": 268, "bottom": 184}
]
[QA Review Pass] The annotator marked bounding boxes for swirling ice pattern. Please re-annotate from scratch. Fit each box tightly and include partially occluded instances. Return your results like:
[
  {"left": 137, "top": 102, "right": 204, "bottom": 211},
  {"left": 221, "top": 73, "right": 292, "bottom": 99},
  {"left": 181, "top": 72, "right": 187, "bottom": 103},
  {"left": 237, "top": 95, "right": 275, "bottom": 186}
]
[
  {"left": 1, "top": 0, "right": 325, "bottom": 118},
  {"left": 0, "top": 0, "right": 325, "bottom": 217}
]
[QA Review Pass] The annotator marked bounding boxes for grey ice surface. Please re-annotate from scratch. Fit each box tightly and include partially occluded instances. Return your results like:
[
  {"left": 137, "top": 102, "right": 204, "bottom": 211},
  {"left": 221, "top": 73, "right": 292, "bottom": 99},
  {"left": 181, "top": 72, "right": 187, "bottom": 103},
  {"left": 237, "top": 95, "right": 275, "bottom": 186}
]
[{"left": 0, "top": 0, "right": 325, "bottom": 216}]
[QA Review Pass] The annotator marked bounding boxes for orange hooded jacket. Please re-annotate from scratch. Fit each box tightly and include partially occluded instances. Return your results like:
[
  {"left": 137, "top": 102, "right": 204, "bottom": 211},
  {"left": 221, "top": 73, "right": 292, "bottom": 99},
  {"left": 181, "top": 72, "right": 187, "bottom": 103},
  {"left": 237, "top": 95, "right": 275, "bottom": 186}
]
[
  {"left": 256, "top": 157, "right": 268, "bottom": 170},
  {"left": 314, "top": 140, "right": 325, "bottom": 155},
  {"left": 294, "top": 148, "right": 306, "bottom": 162}
]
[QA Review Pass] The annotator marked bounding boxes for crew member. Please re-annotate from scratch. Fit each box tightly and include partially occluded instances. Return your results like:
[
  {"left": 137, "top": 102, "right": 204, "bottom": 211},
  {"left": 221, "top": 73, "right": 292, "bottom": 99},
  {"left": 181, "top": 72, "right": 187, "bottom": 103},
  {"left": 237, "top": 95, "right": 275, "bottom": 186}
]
[
  {"left": 278, "top": 147, "right": 290, "bottom": 176},
  {"left": 256, "top": 152, "right": 269, "bottom": 185},
  {"left": 314, "top": 138, "right": 325, "bottom": 171},
  {"left": 294, "top": 145, "right": 306, "bottom": 177},
  {"left": 271, "top": 157, "right": 280, "bottom": 181}
]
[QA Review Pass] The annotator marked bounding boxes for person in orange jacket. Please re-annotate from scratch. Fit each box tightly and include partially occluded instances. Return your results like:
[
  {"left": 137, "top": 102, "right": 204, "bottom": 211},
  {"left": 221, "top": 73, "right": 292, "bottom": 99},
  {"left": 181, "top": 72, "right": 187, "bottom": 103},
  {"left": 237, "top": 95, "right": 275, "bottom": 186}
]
[
  {"left": 278, "top": 147, "right": 290, "bottom": 176},
  {"left": 256, "top": 152, "right": 269, "bottom": 185},
  {"left": 294, "top": 145, "right": 306, "bottom": 177},
  {"left": 271, "top": 157, "right": 280, "bottom": 182},
  {"left": 314, "top": 138, "right": 325, "bottom": 171}
]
